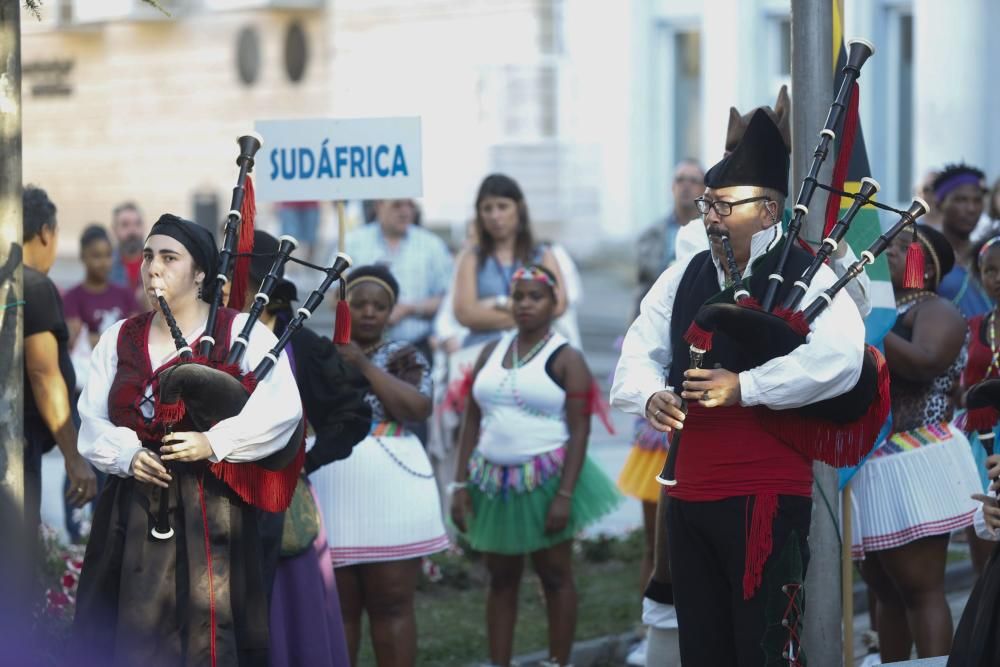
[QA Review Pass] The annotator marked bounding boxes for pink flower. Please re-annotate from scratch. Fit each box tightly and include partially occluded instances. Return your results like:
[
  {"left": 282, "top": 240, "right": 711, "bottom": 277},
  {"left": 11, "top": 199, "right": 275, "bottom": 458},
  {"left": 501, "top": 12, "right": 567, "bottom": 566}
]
[{"left": 62, "top": 573, "right": 78, "bottom": 591}]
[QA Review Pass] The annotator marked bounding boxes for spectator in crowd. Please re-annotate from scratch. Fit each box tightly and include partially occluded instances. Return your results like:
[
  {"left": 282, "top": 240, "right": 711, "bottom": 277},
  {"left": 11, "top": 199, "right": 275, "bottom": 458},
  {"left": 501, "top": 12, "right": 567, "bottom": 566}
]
[
  {"left": 453, "top": 174, "right": 566, "bottom": 350},
  {"left": 22, "top": 185, "right": 98, "bottom": 544},
  {"left": 277, "top": 201, "right": 321, "bottom": 264},
  {"left": 108, "top": 201, "right": 146, "bottom": 298},
  {"left": 343, "top": 199, "right": 452, "bottom": 364},
  {"left": 853, "top": 225, "right": 981, "bottom": 661},
  {"left": 64, "top": 225, "right": 140, "bottom": 353},
  {"left": 635, "top": 159, "right": 704, "bottom": 312},
  {"left": 935, "top": 164, "right": 993, "bottom": 319}
]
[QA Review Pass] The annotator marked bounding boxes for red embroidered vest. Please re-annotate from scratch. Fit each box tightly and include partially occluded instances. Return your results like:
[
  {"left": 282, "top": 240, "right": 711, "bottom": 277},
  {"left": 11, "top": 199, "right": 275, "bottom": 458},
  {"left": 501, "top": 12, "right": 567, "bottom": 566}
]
[{"left": 108, "top": 308, "right": 239, "bottom": 445}]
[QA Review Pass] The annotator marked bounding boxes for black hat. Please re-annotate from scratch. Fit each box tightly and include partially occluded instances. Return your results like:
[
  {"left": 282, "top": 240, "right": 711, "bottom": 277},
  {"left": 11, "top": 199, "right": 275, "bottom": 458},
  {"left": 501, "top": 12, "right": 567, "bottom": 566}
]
[{"left": 705, "top": 109, "right": 790, "bottom": 196}]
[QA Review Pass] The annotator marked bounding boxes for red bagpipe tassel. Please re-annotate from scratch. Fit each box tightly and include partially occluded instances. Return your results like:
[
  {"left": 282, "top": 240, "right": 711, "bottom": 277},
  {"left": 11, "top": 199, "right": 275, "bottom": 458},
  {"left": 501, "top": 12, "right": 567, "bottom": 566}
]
[
  {"left": 156, "top": 401, "right": 186, "bottom": 426},
  {"left": 960, "top": 406, "right": 1000, "bottom": 435},
  {"left": 903, "top": 239, "right": 926, "bottom": 290},
  {"left": 227, "top": 176, "right": 256, "bottom": 311},
  {"left": 334, "top": 279, "right": 351, "bottom": 344},
  {"left": 683, "top": 321, "right": 714, "bottom": 352}
]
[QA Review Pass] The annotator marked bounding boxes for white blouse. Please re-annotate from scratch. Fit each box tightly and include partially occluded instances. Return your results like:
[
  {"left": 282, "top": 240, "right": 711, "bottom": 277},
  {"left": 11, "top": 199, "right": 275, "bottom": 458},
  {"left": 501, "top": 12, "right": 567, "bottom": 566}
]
[
  {"left": 77, "top": 313, "right": 303, "bottom": 478},
  {"left": 610, "top": 225, "right": 866, "bottom": 417}
]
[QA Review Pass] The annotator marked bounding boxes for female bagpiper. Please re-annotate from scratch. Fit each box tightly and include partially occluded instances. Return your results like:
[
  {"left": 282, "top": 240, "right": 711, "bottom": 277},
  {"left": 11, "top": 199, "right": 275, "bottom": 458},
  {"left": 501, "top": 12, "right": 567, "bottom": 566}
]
[
  {"left": 451, "top": 265, "right": 620, "bottom": 667},
  {"left": 72, "top": 215, "right": 303, "bottom": 666}
]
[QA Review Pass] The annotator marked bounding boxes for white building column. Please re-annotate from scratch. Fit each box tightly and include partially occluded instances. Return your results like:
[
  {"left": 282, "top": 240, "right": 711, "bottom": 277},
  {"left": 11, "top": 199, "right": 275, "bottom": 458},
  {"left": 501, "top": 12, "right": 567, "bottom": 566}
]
[{"left": 913, "top": 0, "right": 991, "bottom": 177}]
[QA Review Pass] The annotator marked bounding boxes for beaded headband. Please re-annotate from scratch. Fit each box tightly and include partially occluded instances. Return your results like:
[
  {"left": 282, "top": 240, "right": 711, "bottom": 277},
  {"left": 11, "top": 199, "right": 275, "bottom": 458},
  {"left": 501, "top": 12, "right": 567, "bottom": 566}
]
[
  {"left": 345, "top": 276, "right": 397, "bottom": 306},
  {"left": 979, "top": 237, "right": 1000, "bottom": 266},
  {"left": 914, "top": 230, "right": 941, "bottom": 285},
  {"left": 510, "top": 265, "right": 557, "bottom": 291}
]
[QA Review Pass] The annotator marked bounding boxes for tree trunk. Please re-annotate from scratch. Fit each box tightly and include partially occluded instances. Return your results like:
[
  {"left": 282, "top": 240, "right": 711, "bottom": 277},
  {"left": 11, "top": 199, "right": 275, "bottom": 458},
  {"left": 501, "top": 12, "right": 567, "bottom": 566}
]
[{"left": 0, "top": 0, "right": 26, "bottom": 642}]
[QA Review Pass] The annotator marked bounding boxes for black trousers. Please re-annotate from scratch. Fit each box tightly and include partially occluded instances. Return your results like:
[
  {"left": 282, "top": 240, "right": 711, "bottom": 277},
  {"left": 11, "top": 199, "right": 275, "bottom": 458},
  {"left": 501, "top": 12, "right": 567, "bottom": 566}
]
[{"left": 667, "top": 495, "right": 812, "bottom": 666}]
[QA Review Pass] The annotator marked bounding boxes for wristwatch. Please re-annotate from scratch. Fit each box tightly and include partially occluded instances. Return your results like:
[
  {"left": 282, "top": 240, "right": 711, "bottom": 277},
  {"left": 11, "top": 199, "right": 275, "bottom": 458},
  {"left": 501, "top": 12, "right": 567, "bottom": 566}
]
[{"left": 494, "top": 295, "right": 510, "bottom": 310}]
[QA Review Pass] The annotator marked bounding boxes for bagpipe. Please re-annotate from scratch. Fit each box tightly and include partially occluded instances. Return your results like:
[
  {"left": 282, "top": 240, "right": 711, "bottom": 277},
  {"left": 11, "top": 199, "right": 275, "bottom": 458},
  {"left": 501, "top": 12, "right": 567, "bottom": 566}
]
[
  {"left": 658, "top": 39, "right": 931, "bottom": 486},
  {"left": 151, "top": 133, "right": 354, "bottom": 540}
]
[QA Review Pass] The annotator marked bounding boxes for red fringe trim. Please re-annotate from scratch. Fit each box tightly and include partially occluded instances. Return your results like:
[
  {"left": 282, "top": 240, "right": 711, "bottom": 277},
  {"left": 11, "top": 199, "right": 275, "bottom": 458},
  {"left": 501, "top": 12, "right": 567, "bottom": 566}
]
[
  {"left": 904, "top": 241, "right": 926, "bottom": 290},
  {"left": 962, "top": 406, "right": 999, "bottom": 434},
  {"left": 156, "top": 401, "right": 186, "bottom": 425},
  {"left": 209, "top": 441, "right": 304, "bottom": 512},
  {"left": 334, "top": 299, "right": 352, "bottom": 345},
  {"left": 743, "top": 493, "right": 778, "bottom": 600},
  {"left": 772, "top": 308, "right": 811, "bottom": 337},
  {"left": 759, "top": 345, "right": 890, "bottom": 468},
  {"left": 683, "top": 321, "right": 714, "bottom": 352},
  {"left": 227, "top": 176, "right": 256, "bottom": 312},
  {"left": 737, "top": 297, "right": 763, "bottom": 311},
  {"left": 240, "top": 372, "right": 259, "bottom": 394}
]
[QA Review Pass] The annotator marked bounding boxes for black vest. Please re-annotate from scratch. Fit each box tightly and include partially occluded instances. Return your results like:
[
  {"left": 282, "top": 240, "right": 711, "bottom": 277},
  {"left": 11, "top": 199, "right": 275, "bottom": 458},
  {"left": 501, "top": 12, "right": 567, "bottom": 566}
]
[{"left": 667, "top": 241, "right": 814, "bottom": 389}]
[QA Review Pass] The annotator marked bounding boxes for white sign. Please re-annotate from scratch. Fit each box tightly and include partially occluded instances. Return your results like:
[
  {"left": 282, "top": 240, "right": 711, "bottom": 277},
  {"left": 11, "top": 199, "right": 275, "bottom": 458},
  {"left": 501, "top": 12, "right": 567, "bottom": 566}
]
[{"left": 254, "top": 117, "right": 422, "bottom": 202}]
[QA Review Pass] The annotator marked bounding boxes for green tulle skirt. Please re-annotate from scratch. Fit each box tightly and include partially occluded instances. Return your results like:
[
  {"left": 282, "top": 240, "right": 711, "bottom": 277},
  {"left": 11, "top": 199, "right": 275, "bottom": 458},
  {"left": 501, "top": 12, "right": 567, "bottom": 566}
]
[{"left": 460, "top": 454, "right": 622, "bottom": 555}]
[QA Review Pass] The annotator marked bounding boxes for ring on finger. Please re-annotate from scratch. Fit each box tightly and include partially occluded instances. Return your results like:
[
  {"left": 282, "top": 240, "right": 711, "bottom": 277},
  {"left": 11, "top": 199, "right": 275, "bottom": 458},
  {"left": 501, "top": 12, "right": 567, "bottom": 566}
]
[
  {"left": 654, "top": 409, "right": 662, "bottom": 419},
  {"left": 701, "top": 390, "right": 710, "bottom": 400}
]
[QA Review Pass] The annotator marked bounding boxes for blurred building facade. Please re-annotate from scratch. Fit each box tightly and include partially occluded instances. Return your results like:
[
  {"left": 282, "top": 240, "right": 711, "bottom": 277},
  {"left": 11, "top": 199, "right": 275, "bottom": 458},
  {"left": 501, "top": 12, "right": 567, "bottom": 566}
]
[{"left": 20, "top": 0, "right": 1000, "bottom": 259}]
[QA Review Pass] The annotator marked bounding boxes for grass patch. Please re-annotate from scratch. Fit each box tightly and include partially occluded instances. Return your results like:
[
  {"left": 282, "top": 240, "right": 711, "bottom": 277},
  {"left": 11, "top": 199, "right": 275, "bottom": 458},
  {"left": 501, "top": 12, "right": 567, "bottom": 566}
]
[{"left": 357, "top": 531, "right": 645, "bottom": 665}]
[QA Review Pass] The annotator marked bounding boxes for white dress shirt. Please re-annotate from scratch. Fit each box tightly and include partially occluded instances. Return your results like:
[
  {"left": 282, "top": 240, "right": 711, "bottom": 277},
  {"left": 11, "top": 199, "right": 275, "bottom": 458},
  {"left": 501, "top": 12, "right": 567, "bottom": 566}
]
[
  {"left": 78, "top": 313, "right": 303, "bottom": 477},
  {"left": 610, "top": 225, "right": 865, "bottom": 418}
]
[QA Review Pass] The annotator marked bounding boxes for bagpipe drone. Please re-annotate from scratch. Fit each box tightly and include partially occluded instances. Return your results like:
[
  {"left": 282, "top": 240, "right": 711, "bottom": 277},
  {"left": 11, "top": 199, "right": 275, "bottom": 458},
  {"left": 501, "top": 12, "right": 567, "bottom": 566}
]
[
  {"left": 150, "top": 133, "right": 354, "bottom": 540},
  {"left": 658, "top": 39, "right": 932, "bottom": 486}
]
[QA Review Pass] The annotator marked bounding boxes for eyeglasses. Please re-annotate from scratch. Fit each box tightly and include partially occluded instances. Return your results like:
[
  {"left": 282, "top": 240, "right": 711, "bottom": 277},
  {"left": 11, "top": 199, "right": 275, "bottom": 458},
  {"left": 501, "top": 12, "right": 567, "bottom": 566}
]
[{"left": 694, "top": 195, "right": 771, "bottom": 217}]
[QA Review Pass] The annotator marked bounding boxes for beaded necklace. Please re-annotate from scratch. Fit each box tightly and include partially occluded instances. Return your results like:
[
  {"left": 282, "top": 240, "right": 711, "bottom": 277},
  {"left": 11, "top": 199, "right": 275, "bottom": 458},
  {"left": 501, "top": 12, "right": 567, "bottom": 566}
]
[
  {"left": 497, "top": 331, "right": 563, "bottom": 421},
  {"left": 895, "top": 289, "right": 936, "bottom": 309}
]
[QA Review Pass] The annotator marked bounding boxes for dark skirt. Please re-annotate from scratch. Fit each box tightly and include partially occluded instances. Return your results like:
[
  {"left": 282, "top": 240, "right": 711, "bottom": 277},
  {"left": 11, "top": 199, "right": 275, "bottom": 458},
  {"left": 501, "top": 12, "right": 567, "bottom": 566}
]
[
  {"left": 72, "top": 465, "right": 269, "bottom": 667},
  {"left": 949, "top": 541, "right": 1000, "bottom": 667}
]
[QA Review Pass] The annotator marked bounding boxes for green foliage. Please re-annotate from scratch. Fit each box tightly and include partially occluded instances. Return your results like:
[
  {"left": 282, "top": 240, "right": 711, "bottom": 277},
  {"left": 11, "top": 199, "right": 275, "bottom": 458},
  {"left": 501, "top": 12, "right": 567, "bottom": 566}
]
[{"left": 23, "top": 0, "right": 167, "bottom": 21}]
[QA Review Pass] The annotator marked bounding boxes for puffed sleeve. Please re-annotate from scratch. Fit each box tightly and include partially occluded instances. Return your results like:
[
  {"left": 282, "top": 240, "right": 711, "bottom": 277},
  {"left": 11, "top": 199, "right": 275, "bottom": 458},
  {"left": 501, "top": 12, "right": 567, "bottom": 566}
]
[
  {"left": 203, "top": 314, "right": 304, "bottom": 462},
  {"left": 77, "top": 320, "right": 144, "bottom": 477}
]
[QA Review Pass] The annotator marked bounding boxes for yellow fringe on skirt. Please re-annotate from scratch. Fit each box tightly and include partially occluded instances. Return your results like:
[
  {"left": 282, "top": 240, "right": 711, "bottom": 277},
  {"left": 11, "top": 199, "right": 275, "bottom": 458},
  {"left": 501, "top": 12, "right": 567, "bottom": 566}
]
[{"left": 617, "top": 446, "right": 668, "bottom": 503}]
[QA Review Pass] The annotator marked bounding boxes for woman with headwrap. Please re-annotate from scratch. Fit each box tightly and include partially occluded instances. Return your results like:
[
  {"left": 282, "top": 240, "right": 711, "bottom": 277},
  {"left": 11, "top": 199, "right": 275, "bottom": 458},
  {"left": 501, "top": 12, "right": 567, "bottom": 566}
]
[
  {"left": 852, "top": 224, "right": 982, "bottom": 661},
  {"left": 935, "top": 164, "right": 993, "bottom": 319},
  {"left": 309, "top": 264, "right": 448, "bottom": 666},
  {"left": 72, "top": 215, "right": 303, "bottom": 667}
]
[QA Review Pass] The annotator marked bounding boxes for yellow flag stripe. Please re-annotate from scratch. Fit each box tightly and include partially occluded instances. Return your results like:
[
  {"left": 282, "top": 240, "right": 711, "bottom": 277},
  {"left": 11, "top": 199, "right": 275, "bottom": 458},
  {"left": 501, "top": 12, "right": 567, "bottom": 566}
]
[{"left": 832, "top": 0, "right": 843, "bottom": 69}]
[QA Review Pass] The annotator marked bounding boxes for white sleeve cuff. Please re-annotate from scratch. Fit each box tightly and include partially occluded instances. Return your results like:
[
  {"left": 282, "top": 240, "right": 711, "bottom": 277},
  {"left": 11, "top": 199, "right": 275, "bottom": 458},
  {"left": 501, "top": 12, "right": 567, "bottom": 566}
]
[
  {"left": 117, "top": 443, "right": 142, "bottom": 478},
  {"left": 205, "top": 432, "right": 234, "bottom": 463},
  {"left": 738, "top": 372, "right": 758, "bottom": 406}
]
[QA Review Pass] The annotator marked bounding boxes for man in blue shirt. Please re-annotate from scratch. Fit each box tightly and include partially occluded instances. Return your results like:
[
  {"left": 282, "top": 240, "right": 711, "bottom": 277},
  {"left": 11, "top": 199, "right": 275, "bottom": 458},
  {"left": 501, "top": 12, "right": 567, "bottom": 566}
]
[{"left": 343, "top": 199, "right": 453, "bottom": 357}]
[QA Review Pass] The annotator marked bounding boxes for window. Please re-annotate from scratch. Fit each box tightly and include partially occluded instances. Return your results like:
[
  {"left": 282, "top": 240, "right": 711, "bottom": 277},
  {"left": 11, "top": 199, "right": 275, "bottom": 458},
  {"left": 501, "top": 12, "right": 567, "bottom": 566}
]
[{"left": 673, "top": 31, "right": 701, "bottom": 166}]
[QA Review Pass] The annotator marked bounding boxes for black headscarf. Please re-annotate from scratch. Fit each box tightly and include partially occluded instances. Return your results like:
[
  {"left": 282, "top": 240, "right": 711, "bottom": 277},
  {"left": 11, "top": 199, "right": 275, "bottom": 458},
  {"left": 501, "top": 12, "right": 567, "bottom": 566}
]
[{"left": 147, "top": 214, "right": 218, "bottom": 284}]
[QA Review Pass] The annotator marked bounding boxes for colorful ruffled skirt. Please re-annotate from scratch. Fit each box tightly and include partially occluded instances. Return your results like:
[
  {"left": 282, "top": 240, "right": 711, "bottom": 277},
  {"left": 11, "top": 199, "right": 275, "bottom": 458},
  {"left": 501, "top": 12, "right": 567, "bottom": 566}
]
[
  {"left": 460, "top": 447, "right": 621, "bottom": 555},
  {"left": 617, "top": 418, "right": 670, "bottom": 504},
  {"left": 850, "top": 422, "right": 982, "bottom": 559}
]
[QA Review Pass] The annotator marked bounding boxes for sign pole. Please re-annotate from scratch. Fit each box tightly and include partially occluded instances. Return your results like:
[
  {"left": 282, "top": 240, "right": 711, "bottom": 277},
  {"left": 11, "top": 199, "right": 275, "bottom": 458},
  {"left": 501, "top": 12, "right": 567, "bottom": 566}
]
[{"left": 336, "top": 201, "right": 347, "bottom": 254}]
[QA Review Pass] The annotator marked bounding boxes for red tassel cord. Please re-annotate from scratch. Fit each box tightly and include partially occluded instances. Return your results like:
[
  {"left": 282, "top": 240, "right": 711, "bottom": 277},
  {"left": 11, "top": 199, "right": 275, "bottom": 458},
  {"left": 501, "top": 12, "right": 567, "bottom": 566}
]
[
  {"left": 903, "top": 239, "right": 926, "bottom": 290},
  {"left": 227, "top": 176, "right": 256, "bottom": 311},
  {"left": 743, "top": 493, "right": 779, "bottom": 600},
  {"left": 823, "top": 82, "right": 861, "bottom": 237},
  {"left": 334, "top": 280, "right": 351, "bottom": 344}
]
